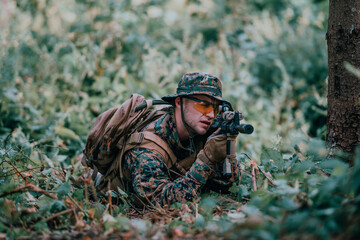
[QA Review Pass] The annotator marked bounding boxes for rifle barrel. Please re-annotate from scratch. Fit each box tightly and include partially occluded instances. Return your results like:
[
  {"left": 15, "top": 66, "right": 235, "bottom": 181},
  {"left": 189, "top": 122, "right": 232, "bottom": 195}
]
[{"left": 236, "top": 124, "right": 254, "bottom": 134}]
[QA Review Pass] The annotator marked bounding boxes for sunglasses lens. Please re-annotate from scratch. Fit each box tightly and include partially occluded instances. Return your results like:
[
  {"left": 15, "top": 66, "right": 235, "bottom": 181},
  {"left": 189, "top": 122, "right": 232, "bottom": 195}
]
[{"left": 194, "top": 102, "right": 218, "bottom": 115}]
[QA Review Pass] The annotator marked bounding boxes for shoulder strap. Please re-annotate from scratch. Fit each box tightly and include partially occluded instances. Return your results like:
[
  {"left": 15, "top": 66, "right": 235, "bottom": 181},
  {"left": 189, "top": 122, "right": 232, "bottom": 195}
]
[
  {"left": 119, "top": 131, "right": 177, "bottom": 179},
  {"left": 127, "top": 131, "right": 177, "bottom": 164}
]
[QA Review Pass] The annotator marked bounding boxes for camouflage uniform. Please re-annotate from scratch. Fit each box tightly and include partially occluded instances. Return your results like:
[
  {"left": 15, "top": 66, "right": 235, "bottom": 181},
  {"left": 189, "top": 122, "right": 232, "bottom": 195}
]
[
  {"left": 122, "top": 72, "right": 231, "bottom": 207},
  {"left": 123, "top": 109, "right": 213, "bottom": 207}
]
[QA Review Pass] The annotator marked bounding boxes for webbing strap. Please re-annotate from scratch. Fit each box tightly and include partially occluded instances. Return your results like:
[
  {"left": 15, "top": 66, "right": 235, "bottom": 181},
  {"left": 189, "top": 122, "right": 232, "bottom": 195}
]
[
  {"left": 128, "top": 132, "right": 177, "bottom": 165},
  {"left": 119, "top": 131, "right": 177, "bottom": 179}
]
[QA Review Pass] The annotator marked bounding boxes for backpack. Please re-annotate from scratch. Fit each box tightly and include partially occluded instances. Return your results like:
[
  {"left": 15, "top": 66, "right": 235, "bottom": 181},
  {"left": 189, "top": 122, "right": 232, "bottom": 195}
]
[{"left": 81, "top": 94, "right": 176, "bottom": 192}]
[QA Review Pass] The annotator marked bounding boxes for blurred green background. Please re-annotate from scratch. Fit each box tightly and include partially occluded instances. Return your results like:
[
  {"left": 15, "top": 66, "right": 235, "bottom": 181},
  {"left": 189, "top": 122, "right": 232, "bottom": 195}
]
[{"left": 0, "top": 0, "right": 328, "bottom": 158}]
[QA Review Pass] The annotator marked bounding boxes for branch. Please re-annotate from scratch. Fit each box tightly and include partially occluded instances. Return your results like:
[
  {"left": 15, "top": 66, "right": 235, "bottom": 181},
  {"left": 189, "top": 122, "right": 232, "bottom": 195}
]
[
  {"left": 258, "top": 167, "right": 275, "bottom": 185},
  {"left": 250, "top": 160, "right": 257, "bottom": 191},
  {"left": 108, "top": 181, "right": 113, "bottom": 216},
  {"left": 241, "top": 152, "right": 252, "bottom": 161},
  {"left": 67, "top": 193, "right": 89, "bottom": 218},
  {"left": 3, "top": 130, "right": 17, "bottom": 150},
  {"left": 45, "top": 208, "right": 73, "bottom": 222},
  {"left": 242, "top": 152, "right": 275, "bottom": 186},
  {"left": 0, "top": 167, "right": 43, "bottom": 178},
  {"left": 2, "top": 157, "right": 27, "bottom": 182},
  {"left": 0, "top": 183, "right": 58, "bottom": 199}
]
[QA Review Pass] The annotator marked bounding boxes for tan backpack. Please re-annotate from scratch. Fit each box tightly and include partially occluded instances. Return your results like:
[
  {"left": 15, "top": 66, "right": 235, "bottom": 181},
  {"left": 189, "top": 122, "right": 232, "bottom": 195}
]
[{"left": 82, "top": 94, "right": 176, "bottom": 192}]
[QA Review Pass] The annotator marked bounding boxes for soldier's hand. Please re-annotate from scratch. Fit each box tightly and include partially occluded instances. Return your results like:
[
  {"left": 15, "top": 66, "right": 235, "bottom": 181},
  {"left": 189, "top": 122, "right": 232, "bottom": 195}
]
[{"left": 198, "top": 129, "right": 237, "bottom": 170}]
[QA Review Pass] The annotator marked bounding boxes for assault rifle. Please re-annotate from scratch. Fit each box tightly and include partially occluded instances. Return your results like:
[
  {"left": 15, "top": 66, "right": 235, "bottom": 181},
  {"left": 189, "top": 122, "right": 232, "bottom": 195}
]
[
  {"left": 210, "top": 103, "right": 254, "bottom": 182},
  {"left": 211, "top": 103, "right": 254, "bottom": 135}
]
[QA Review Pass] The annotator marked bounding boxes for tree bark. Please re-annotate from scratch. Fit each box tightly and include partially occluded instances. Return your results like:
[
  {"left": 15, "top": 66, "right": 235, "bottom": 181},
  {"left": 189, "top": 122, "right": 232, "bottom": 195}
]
[{"left": 327, "top": 0, "right": 360, "bottom": 160}]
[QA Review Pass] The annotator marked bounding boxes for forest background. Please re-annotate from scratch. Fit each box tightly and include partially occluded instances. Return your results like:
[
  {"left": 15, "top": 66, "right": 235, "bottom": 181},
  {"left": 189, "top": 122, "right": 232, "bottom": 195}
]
[{"left": 1, "top": 0, "right": 359, "bottom": 239}]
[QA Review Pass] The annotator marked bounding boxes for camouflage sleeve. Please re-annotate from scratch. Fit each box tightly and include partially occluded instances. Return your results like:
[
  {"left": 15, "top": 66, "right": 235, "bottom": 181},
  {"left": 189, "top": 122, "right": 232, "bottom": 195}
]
[{"left": 124, "top": 148, "right": 213, "bottom": 207}]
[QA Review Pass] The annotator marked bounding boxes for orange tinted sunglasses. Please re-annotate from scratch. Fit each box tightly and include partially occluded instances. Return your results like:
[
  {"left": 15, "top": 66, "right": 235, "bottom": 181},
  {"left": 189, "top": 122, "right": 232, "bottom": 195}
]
[{"left": 184, "top": 96, "right": 220, "bottom": 116}]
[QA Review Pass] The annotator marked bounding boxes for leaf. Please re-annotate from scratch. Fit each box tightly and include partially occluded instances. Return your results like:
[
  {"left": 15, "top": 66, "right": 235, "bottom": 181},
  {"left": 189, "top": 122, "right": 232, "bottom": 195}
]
[
  {"left": 88, "top": 208, "right": 96, "bottom": 219},
  {"left": 242, "top": 205, "right": 260, "bottom": 216},
  {"left": 294, "top": 144, "right": 302, "bottom": 153},
  {"left": 0, "top": 182, "right": 17, "bottom": 194},
  {"left": 54, "top": 126, "right": 81, "bottom": 141},
  {"left": 285, "top": 211, "right": 309, "bottom": 228},
  {"left": 194, "top": 214, "right": 206, "bottom": 228},
  {"left": 171, "top": 202, "right": 182, "bottom": 209},
  {"left": 278, "top": 197, "right": 299, "bottom": 211},
  {"left": 237, "top": 186, "right": 250, "bottom": 201},
  {"left": 34, "top": 220, "right": 49, "bottom": 232},
  {"left": 227, "top": 211, "right": 246, "bottom": 223},
  {"left": 117, "top": 187, "right": 128, "bottom": 198},
  {"left": 42, "top": 154, "right": 55, "bottom": 168},
  {"left": 3, "top": 87, "right": 18, "bottom": 102},
  {"left": 72, "top": 189, "right": 84, "bottom": 201},
  {"left": 42, "top": 168, "right": 55, "bottom": 175},
  {"left": 103, "top": 213, "right": 116, "bottom": 223},
  {"left": 199, "top": 196, "right": 217, "bottom": 214},
  {"left": 168, "top": 220, "right": 187, "bottom": 231},
  {"left": 130, "top": 219, "right": 150, "bottom": 233},
  {"left": 0, "top": 199, "right": 15, "bottom": 219},
  {"left": 49, "top": 200, "right": 66, "bottom": 213},
  {"left": 316, "top": 208, "right": 335, "bottom": 216},
  {"left": 55, "top": 155, "right": 68, "bottom": 163},
  {"left": 318, "top": 159, "right": 348, "bottom": 175},
  {"left": 284, "top": 154, "right": 299, "bottom": 170},
  {"left": 306, "top": 138, "right": 326, "bottom": 158},
  {"left": 290, "top": 161, "right": 315, "bottom": 174},
  {"left": 273, "top": 180, "right": 299, "bottom": 196},
  {"left": 57, "top": 182, "right": 71, "bottom": 199},
  {"left": 104, "top": 215, "right": 131, "bottom": 232},
  {"left": 261, "top": 148, "right": 284, "bottom": 170}
]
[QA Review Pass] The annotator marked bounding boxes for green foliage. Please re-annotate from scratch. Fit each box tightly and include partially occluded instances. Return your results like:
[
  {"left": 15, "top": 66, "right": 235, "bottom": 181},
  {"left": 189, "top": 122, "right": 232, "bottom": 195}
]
[
  {"left": 1, "top": 0, "right": 357, "bottom": 239},
  {"left": 2, "top": 138, "right": 359, "bottom": 239}
]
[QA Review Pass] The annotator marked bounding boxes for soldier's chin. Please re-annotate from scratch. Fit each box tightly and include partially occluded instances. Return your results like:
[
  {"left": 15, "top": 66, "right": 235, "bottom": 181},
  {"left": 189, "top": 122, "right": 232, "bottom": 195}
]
[{"left": 196, "top": 127, "right": 208, "bottom": 135}]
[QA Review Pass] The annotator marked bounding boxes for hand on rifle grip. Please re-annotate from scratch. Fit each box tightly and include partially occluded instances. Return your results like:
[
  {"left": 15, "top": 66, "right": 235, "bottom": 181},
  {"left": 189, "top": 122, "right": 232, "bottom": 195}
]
[{"left": 198, "top": 129, "right": 238, "bottom": 170}]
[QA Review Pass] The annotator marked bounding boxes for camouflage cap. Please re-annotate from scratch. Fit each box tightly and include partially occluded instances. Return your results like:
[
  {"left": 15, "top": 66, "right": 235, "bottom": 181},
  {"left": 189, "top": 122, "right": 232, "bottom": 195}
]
[{"left": 162, "top": 72, "right": 232, "bottom": 108}]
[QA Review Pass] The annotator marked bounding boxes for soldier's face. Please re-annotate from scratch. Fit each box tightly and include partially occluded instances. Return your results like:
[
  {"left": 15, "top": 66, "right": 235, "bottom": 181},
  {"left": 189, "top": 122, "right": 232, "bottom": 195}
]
[{"left": 181, "top": 95, "right": 220, "bottom": 135}]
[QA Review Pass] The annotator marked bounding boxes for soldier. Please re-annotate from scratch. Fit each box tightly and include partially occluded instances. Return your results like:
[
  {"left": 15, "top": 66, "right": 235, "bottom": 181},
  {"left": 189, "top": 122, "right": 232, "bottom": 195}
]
[{"left": 121, "top": 72, "right": 239, "bottom": 207}]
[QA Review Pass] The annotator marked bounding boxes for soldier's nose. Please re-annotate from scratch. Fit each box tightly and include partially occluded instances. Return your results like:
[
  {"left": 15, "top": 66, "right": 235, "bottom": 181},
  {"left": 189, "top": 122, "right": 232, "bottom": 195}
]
[{"left": 207, "top": 110, "right": 215, "bottom": 119}]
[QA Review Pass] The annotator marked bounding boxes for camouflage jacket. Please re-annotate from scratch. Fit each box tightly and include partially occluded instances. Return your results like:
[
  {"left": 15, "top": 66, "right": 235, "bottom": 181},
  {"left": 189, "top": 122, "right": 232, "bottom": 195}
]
[{"left": 122, "top": 109, "right": 214, "bottom": 207}]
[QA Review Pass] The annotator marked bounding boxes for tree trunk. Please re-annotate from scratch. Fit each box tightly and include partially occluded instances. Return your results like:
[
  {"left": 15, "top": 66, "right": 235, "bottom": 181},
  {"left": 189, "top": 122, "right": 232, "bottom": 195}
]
[{"left": 327, "top": 0, "right": 360, "bottom": 161}]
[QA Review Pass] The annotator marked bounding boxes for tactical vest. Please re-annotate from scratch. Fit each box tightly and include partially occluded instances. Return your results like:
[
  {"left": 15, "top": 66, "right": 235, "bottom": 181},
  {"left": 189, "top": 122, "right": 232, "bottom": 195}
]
[{"left": 95, "top": 113, "right": 203, "bottom": 196}]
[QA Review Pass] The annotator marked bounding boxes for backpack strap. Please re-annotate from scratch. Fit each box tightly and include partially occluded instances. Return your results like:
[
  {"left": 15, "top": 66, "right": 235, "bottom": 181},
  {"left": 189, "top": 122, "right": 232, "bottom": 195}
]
[
  {"left": 118, "top": 131, "right": 176, "bottom": 180},
  {"left": 125, "top": 132, "right": 201, "bottom": 176},
  {"left": 121, "top": 131, "right": 203, "bottom": 178},
  {"left": 121, "top": 131, "right": 177, "bottom": 174}
]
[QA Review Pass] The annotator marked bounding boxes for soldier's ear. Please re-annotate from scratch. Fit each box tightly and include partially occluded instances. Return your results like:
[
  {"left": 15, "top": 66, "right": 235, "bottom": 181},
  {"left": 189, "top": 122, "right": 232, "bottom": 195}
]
[{"left": 175, "top": 97, "right": 181, "bottom": 107}]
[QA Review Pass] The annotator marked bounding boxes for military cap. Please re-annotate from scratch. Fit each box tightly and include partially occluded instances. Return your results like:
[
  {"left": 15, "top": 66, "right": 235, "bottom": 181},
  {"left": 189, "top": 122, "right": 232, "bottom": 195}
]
[{"left": 162, "top": 72, "right": 232, "bottom": 108}]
